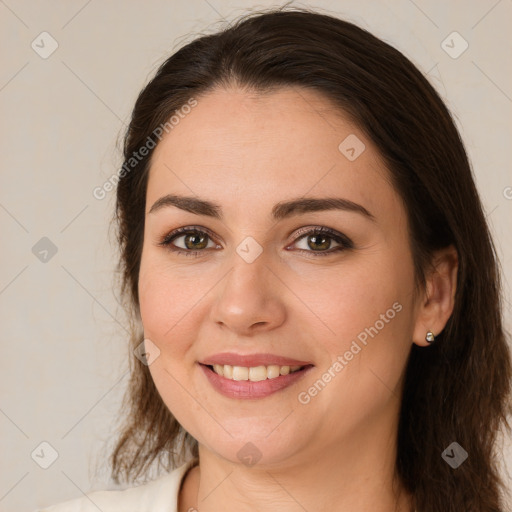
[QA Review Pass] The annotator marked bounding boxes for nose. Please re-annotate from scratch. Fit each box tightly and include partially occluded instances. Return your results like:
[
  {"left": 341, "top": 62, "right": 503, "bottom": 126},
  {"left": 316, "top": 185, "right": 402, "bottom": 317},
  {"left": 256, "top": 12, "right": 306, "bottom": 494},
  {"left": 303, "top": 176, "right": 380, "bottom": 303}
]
[{"left": 209, "top": 254, "right": 287, "bottom": 337}]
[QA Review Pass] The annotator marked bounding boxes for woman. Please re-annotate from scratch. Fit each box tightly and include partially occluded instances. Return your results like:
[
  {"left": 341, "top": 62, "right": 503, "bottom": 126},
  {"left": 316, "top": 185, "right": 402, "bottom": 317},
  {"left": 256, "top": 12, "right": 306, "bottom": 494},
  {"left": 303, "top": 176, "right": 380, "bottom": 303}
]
[{"left": 39, "top": 5, "right": 512, "bottom": 512}]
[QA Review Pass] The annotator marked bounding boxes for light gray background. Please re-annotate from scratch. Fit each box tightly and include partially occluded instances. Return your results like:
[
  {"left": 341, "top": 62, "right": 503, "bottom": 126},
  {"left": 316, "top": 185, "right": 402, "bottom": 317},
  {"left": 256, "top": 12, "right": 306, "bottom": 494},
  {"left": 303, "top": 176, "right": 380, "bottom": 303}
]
[{"left": 1, "top": 0, "right": 511, "bottom": 510}]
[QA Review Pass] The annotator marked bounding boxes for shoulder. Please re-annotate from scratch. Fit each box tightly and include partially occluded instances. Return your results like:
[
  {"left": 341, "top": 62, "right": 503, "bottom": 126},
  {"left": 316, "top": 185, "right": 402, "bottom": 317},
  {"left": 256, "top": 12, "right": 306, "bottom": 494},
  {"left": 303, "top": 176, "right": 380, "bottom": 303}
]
[{"left": 35, "top": 459, "right": 197, "bottom": 512}]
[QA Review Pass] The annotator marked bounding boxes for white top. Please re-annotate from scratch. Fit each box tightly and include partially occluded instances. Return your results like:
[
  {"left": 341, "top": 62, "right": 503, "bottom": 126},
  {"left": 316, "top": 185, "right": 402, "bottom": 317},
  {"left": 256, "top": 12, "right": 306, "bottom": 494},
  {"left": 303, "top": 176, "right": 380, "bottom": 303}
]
[{"left": 36, "top": 458, "right": 198, "bottom": 512}]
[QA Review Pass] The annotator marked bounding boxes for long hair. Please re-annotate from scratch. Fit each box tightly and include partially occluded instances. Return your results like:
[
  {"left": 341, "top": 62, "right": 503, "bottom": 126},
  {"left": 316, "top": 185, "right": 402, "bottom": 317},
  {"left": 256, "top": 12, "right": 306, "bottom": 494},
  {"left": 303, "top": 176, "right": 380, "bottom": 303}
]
[{"left": 110, "top": 5, "right": 512, "bottom": 510}]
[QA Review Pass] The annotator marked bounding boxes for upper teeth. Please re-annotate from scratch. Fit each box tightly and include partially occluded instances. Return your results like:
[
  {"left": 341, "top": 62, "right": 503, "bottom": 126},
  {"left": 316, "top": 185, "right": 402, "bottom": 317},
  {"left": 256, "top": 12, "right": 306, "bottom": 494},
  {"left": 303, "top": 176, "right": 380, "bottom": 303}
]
[{"left": 212, "top": 364, "right": 303, "bottom": 381}]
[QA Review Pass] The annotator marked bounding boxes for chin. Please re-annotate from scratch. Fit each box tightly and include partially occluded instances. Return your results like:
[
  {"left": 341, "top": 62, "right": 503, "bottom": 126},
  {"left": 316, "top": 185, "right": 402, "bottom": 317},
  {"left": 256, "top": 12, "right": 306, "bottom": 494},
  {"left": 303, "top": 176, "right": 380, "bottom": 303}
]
[{"left": 195, "top": 422, "right": 310, "bottom": 469}]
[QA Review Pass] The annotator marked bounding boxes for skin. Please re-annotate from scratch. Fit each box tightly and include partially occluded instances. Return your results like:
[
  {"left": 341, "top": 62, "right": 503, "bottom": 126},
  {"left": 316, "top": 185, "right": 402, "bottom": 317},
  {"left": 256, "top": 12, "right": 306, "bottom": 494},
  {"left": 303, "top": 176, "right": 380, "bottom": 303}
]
[{"left": 138, "top": 85, "right": 458, "bottom": 512}]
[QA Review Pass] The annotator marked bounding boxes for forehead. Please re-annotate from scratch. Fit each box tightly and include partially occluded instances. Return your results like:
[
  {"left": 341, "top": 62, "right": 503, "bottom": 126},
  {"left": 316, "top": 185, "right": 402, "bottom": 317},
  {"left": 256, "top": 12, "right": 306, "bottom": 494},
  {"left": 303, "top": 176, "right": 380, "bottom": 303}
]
[{"left": 147, "top": 86, "right": 403, "bottom": 226}]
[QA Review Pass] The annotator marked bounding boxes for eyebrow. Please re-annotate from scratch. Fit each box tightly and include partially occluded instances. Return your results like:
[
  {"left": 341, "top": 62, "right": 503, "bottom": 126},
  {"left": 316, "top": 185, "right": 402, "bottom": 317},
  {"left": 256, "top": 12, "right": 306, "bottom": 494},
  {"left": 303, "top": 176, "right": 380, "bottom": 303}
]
[{"left": 148, "top": 194, "right": 376, "bottom": 222}]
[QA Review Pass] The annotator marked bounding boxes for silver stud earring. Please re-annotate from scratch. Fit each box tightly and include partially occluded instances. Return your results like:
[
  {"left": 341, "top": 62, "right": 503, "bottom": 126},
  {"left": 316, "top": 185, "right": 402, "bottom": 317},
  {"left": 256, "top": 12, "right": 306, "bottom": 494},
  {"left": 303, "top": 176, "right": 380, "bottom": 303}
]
[{"left": 425, "top": 330, "right": 436, "bottom": 344}]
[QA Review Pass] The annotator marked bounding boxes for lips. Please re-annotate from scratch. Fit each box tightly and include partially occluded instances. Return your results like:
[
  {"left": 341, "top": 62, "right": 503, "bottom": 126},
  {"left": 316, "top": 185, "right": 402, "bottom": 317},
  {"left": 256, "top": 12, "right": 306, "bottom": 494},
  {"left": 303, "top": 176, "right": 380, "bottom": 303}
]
[{"left": 198, "top": 352, "right": 314, "bottom": 399}]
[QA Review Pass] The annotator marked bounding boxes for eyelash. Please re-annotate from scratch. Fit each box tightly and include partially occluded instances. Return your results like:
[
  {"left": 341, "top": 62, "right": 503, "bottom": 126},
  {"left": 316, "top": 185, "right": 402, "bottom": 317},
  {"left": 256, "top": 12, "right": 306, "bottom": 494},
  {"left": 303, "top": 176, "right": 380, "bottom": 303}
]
[{"left": 157, "top": 225, "right": 354, "bottom": 258}]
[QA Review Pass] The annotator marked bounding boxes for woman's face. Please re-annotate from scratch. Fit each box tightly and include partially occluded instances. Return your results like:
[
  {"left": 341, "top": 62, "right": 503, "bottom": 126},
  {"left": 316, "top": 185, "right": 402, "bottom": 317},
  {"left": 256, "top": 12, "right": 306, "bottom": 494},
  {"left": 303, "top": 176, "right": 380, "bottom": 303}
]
[{"left": 138, "top": 86, "right": 422, "bottom": 467}]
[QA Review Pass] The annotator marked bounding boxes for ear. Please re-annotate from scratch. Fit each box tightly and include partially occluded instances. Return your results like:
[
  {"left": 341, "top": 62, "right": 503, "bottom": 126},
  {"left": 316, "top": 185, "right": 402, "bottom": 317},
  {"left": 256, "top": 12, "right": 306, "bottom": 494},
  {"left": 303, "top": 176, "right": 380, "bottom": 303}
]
[{"left": 412, "top": 244, "right": 459, "bottom": 347}]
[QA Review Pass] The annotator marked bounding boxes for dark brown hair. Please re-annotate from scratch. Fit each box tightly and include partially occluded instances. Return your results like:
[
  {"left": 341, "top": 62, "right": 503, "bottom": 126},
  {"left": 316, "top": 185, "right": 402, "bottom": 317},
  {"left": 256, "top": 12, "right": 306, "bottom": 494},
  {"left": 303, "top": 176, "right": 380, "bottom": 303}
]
[{"left": 110, "top": 5, "right": 512, "bottom": 510}]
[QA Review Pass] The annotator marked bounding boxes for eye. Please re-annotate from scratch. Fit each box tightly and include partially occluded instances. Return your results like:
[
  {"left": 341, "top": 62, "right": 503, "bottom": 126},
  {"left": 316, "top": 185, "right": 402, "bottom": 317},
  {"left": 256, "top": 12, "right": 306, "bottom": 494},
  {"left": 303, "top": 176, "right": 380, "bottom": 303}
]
[
  {"left": 157, "top": 226, "right": 353, "bottom": 257},
  {"left": 288, "top": 226, "right": 353, "bottom": 257},
  {"left": 157, "top": 226, "right": 219, "bottom": 257}
]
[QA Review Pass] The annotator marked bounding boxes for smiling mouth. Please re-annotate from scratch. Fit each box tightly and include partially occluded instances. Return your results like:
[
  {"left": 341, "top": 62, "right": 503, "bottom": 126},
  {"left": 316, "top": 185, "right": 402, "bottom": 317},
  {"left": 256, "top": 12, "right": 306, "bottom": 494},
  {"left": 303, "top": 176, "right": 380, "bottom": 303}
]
[
  {"left": 199, "top": 362, "right": 315, "bottom": 399},
  {"left": 201, "top": 363, "right": 312, "bottom": 382}
]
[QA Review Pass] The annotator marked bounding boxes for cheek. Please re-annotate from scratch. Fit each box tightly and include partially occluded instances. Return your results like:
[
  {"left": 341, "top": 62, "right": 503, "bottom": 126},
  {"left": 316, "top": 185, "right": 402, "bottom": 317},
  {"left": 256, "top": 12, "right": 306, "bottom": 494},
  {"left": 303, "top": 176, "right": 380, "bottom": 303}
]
[
  {"left": 291, "top": 269, "right": 413, "bottom": 433},
  {"left": 138, "top": 263, "right": 196, "bottom": 355},
  {"left": 138, "top": 265, "right": 204, "bottom": 425},
  {"left": 291, "top": 253, "right": 415, "bottom": 392},
  {"left": 346, "top": 280, "right": 414, "bottom": 399},
  {"left": 295, "top": 259, "right": 411, "bottom": 342},
  {"left": 139, "top": 271, "right": 171, "bottom": 340},
  {"left": 139, "top": 242, "right": 196, "bottom": 321},
  {"left": 138, "top": 257, "right": 220, "bottom": 367}
]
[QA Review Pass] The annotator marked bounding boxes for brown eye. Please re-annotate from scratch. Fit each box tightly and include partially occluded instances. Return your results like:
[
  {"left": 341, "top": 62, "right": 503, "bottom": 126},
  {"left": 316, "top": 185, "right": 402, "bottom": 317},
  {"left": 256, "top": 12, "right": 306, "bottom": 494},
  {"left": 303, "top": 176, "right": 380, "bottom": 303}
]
[
  {"left": 158, "top": 227, "right": 218, "bottom": 256},
  {"left": 301, "top": 233, "right": 336, "bottom": 251},
  {"left": 290, "top": 227, "right": 353, "bottom": 256},
  {"left": 180, "top": 231, "right": 209, "bottom": 250}
]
